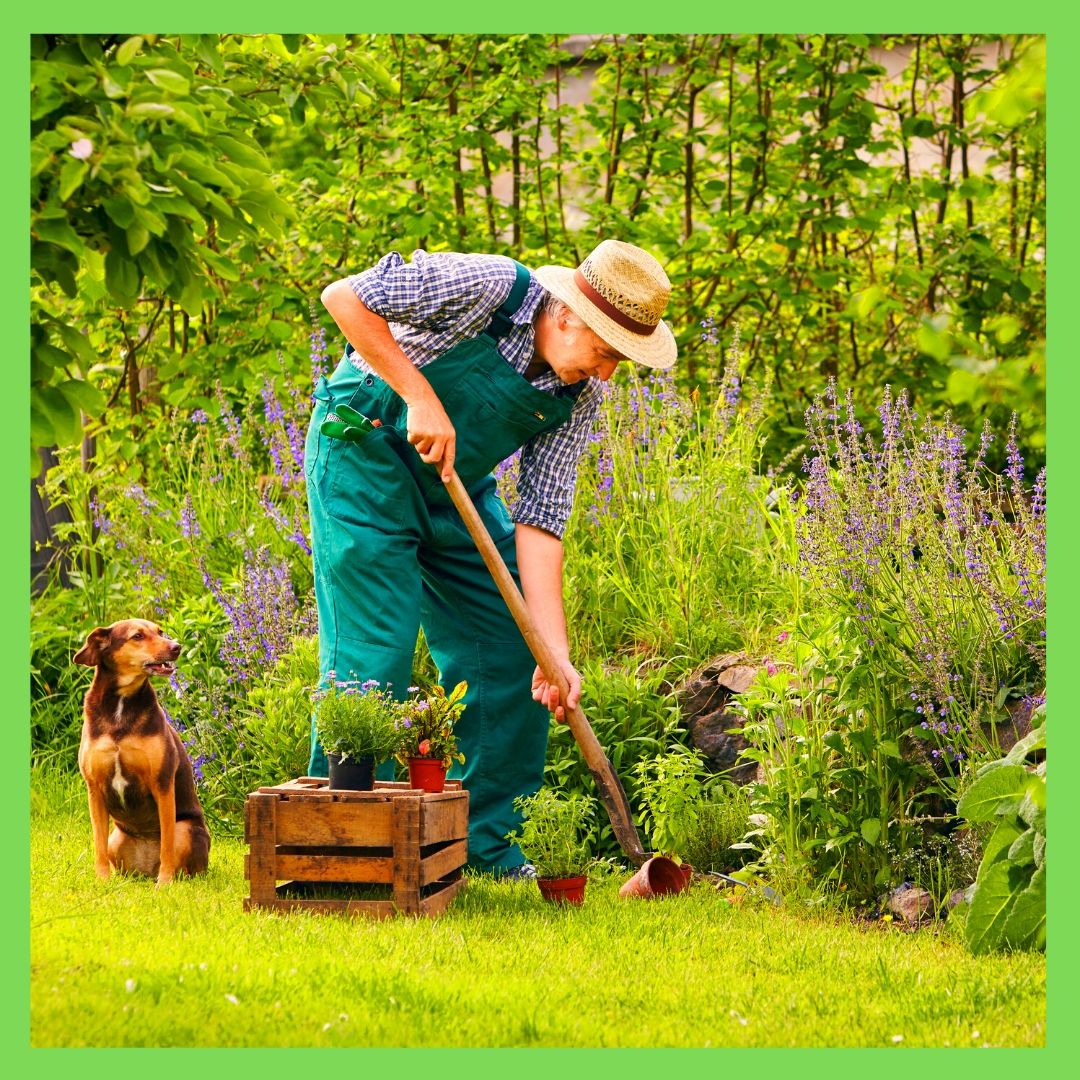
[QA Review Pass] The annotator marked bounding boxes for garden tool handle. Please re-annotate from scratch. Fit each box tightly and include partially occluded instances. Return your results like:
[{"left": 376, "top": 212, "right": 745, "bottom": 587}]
[{"left": 443, "top": 469, "right": 648, "bottom": 867}]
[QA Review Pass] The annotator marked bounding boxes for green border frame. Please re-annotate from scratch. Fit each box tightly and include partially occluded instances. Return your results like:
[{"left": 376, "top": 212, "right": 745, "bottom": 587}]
[{"left": 9, "top": 7, "right": 1065, "bottom": 1076}]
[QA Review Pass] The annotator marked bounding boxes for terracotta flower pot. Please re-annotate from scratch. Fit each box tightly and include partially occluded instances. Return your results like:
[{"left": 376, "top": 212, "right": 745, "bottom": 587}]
[
  {"left": 407, "top": 756, "right": 447, "bottom": 793},
  {"left": 679, "top": 861, "right": 695, "bottom": 887},
  {"left": 537, "top": 875, "right": 588, "bottom": 905},
  {"left": 327, "top": 753, "right": 375, "bottom": 791},
  {"left": 618, "top": 855, "right": 690, "bottom": 899}
]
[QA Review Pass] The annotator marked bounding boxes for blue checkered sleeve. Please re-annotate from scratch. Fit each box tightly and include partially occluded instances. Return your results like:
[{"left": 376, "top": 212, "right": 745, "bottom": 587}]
[
  {"left": 348, "top": 250, "right": 517, "bottom": 342},
  {"left": 511, "top": 380, "right": 603, "bottom": 539}
]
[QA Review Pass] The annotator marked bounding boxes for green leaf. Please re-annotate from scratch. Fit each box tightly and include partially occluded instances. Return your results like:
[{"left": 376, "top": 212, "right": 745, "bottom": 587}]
[
  {"left": 115, "top": 36, "right": 145, "bottom": 66},
  {"left": 33, "top": 217, "right": 85, "bottom": 255},
  {"left": 958, "top": 764, "right": 1029, "bottom": 821},
  {"left": 30, "top": 142, "right": 53, "bottom": 177},
  {"left": 56, "top": 378, "right": 107, "bottom": 417},
  {"left": 128, "top": 101, "right": 177, "bottom": 122},
  {"left": 145, "top": 68, "right": 191, "bottom": 96},
  {"left": 103, "top": 197, "right": 135, "bottom": 228},
  {"left": 1003, "top": 722, "right": 1045, "bottom": 764},
  {"left": 104, "top": 248, "right": 140, "bottom": 306},
  {"left": 58, "top": 157, "right": 88, "bottom": 202},
  {"left": 126, "top": 223, "right": 150, "bottom": 255},
  {"left": 1006, "top": 826, "right": 1036, "bottom": 866},
  {"left": 32, "top": 384, "right": 82, "bottom": 446},
  {"left": 965, "top": 859, "right": 1019, "bottom": 954},
  {"left": 999, "top": 862, "right": 1045, "bottom": 951},
  {"left": 201, "top": 248, "right": 240, "bottom": 281},
  {"left": 212, "top": 133, "right": 270, "bottom": 170},
  {"left": 860, "top": 818, "right": 881, "bottom": 846}
]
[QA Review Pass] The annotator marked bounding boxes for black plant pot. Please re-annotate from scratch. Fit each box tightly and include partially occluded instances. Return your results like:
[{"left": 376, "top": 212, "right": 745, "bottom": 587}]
[{"left": 327, "top": 753, "right": 375, "bottom": 791}]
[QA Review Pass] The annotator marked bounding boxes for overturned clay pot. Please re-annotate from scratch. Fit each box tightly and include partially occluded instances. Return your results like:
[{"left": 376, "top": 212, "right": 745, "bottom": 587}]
[{"left": 619, "top": 855, "right": 690, "bottom": 899}]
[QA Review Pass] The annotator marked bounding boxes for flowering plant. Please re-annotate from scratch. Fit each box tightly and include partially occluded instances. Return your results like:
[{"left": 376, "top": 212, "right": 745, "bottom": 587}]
[
  {"left": 394, "top": 680, "right": 468, "bottom": 769},
  {"left": 313, "top": 675, "right": 399, "bottom": 764}
]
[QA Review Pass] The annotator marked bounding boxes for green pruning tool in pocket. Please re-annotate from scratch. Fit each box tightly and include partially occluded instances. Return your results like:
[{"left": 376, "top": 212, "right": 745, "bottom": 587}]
[{"left": 320, "top": 403, "right": 383, "bottom": 443}]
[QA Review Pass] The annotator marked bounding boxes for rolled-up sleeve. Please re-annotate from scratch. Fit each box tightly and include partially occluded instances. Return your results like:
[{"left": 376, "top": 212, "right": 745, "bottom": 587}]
[
  {"left": 349, "top": 250, "right": 516, "bottom": 331},
  {"left": 511, "top": 382, "right": 603, "bottom": 539}
]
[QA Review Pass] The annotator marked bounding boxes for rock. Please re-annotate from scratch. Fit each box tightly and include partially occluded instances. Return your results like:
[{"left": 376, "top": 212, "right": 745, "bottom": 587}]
[
  {"left": 943, "top": 888, "right": 969, "bottom": 914},
  {"left": 675, "top": 653, "right": 770, "bottom": 784},
  {"left": 686, "top": 708, "right": 760, "bottom": 785},
  {"left": 886, "top": 885, "right": 934, "bottom": 924}
]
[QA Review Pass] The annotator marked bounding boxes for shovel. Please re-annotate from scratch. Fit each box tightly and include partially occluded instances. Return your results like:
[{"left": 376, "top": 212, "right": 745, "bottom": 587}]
[{"left": 443, "top": 469, "right": 649, "bottom": 867}]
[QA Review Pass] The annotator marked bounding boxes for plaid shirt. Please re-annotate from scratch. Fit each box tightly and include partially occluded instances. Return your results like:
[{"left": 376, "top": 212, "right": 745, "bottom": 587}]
[{"left": 347, "top": 249, "right": 602, "bottom": 539}]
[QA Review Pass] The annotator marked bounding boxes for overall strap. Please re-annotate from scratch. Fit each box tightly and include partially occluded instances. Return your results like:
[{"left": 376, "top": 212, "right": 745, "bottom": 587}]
[{"left": 482, "top": 260, "right": 532, "bottom": 342}]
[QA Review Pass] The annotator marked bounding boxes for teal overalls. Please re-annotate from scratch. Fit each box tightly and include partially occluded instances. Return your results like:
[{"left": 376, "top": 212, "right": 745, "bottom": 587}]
[{"left": 304, "top": 263, "right": 577, "bottom": 872}]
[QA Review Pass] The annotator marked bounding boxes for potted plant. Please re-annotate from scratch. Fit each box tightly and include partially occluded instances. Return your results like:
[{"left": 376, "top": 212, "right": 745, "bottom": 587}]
[
  {"left": 394, "top": 680, "right": 468, "bottom": 793},
  {"left": 313, "top": 675, "right": 399, "bottom": 790},
  {"left": 506, "top": 788, "right": 596, "bottom": 905}
]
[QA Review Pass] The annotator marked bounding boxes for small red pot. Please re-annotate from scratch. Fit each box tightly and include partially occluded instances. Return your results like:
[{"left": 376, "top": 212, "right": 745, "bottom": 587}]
[
  {"left": 407, "top": 757, "right": 447, "bottom": 793},
  {"left": 537, "top": 875, "right": 588, "bottom": 905},
  {"left": 679, "top": 861, "right": 694, "bottom": 886}
]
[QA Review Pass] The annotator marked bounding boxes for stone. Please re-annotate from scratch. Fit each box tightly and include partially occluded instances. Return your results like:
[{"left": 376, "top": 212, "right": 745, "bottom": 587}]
[
  {"left": 686, "top": 707, "right": 760, "bottom": 785},
  {"left": 886, "top": 885, "right": 934, "bottom": 924}
]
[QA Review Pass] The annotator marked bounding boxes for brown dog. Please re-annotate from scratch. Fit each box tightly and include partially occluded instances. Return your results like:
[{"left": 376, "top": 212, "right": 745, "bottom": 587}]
[{"left": 74, "top": 619, "right": 210, "bottom": 885}]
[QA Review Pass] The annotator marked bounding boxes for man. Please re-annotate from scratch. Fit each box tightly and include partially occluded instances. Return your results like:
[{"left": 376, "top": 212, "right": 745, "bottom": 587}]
[{"left": 306, "top": 239, "right": 677, "bottom": 875}]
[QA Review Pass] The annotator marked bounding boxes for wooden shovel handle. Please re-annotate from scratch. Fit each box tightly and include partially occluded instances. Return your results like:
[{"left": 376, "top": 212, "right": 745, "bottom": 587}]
[{"left": 443, "top": 470, "right": 647, "bottom": 866}]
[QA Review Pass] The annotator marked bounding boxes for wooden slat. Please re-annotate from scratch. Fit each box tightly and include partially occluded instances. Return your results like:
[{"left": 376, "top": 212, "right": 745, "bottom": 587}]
[
  {"left": 244, "top": 897, "right": 398, "bottom": 919},
  {"left": 419, "top": 796, "right": 469, "bottom": 846},
  {"left": 246, "top": 793, "right": 278, "bottom": 902},
  {"left": 419, "top": 875, "right": 466, "bottom": 917},
  {"left": 392, "top": 796, "right": 422, "bottom": 915},
  {"left": 419, "top": 839, "right": 468, "bottom": 886},
  {"left": 274, "top": 853, "right": 393, "bottom": 883},
  {"left": 274, "top": 800, "right": 393, "bottom": 846}
]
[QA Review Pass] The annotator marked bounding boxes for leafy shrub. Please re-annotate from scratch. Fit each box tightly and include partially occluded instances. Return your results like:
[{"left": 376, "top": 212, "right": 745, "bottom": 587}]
[
  {"left": 543, "top": 659, "right": 684, "bottom": 859},
  {"left": 679, "top": 782, "right": 753, "bottom": 875},
  {"left": 957, "top": 708, "right": 1045, "bottom": 954},
  {"left": 633, "top": 746, "right": 705, "bottom": 858}
]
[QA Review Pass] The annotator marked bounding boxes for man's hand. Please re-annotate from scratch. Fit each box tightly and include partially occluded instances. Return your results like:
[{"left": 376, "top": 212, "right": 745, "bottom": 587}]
[
  {"left": 405, "top": 396, "right": 456, "bottom": 481},
  {"left": 531, "top": 661, "right": 582, "bottom": 724}
]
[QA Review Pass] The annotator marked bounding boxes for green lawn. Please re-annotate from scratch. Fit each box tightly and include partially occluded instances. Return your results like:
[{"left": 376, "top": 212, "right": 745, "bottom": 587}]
[{"left": 31, "top": 773, "right": 1045, "bottom": 1048}]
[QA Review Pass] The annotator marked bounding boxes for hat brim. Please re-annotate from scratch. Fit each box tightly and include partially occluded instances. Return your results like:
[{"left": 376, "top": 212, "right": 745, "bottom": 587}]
[{"left": 533, "top": 265, "right": 677, "bottom": 370}]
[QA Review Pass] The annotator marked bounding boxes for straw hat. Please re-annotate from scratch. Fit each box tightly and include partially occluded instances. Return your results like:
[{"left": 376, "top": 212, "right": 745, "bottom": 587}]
[{"left": 534, "top": 240, "right": 677, "bottom": 370}]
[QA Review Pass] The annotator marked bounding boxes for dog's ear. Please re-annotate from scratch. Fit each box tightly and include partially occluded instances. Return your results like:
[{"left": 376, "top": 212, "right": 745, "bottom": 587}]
[{"left": 73, "top": 626, "right": 111, "bottom": 667}]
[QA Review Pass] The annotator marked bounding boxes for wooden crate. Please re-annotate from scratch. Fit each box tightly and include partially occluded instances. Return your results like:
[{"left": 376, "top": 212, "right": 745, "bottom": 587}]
[{"left": 243, "top": 777, "right": 468, "bottom": 918}]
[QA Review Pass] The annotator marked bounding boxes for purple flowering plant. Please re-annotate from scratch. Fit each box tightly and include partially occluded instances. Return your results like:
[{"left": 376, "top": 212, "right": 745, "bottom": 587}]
[
  {"left": 737, "top": 382, "right": 1045, "bottom": 901},
  {"left": 393, "top": 680, "right": 468, "bottom": 770}
]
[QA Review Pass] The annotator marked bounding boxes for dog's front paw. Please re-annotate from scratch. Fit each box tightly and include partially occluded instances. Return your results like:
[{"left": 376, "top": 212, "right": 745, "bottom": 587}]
[
  {"left": 95, "top": 861, "right": 111, "bottom": 880},
  {"left": 156, "top": 870, "right": 175, "bottom": 887}
]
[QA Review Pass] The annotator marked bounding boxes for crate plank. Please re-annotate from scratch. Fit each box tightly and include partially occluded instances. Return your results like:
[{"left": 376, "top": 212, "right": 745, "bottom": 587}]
[
  {"left": 274, "top": 853, "right": 394, "bottom": 884},
  {"left": 419, "top": 875, "right": 466, "bottom": 917},
  {"left": 420, "top": 799, "right": 470, "bottom": 846},
  {"left": 244, "top": 897, "right": 398, "bottom": 919},
  {"left": 392, "top": 797, "right": 422, "bottom": 915},
  {"left": 420, "top": 839, "right": 468, "bottom": 886},
  {"left": 246, "top": 793, "right": 278, "bottom": 903},
  {"left": 275, "top": 800, "right": 394, "bottom": 846}
]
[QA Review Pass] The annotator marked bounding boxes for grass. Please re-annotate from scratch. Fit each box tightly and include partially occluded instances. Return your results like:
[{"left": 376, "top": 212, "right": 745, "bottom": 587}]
[{"left": 31, "top": 770, "right": 1045, "bottom": 1048}]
